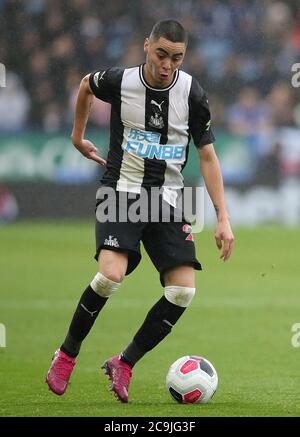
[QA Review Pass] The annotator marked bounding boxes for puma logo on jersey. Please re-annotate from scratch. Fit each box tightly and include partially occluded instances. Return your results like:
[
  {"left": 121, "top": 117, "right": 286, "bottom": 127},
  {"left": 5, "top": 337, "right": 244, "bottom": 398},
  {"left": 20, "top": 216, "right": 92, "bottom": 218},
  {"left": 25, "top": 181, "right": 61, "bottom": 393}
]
[
  {"left": 94, "top": 71, "right": 106, "bottom": 87},
  {"left": 99, "top": 71, "right": 106, "bottom": 81},
  {"left": 151, "top": 100, "right": 164, "bottom": 111}
]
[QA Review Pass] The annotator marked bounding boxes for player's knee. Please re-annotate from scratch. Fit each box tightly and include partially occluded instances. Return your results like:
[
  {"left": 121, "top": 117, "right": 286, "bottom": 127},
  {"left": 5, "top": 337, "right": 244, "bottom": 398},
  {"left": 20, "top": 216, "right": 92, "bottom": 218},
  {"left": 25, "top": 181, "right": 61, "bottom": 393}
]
[
  {"left": 101, "top": 270, "right": 124, "bottom": 284},
  {"left": 90, "top": 272, "right": 121, "bottom": 298},
  {"left": 164, "top": 286, "right": 195, "bottom": 308}
]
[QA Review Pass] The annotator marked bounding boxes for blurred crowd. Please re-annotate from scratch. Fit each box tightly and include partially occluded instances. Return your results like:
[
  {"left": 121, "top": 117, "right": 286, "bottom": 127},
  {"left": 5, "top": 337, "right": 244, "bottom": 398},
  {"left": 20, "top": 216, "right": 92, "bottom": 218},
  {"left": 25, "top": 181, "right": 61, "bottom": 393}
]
[{"left": 1, "top": 0, "right": 300, "bottom": 144}]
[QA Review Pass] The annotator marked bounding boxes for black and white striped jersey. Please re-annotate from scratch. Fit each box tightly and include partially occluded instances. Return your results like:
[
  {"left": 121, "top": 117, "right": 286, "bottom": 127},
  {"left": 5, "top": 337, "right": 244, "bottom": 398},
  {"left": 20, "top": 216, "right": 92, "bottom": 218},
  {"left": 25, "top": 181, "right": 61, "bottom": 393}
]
[{"left": 89, "top": 64, "right": 214, "bottom": 202}]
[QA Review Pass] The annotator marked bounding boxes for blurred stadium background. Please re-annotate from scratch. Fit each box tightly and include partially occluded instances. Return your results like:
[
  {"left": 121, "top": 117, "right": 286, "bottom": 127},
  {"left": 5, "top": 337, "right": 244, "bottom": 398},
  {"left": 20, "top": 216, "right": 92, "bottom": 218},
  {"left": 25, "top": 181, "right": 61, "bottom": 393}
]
[
  {"left": 1, "top": 0, "right": 300, "bottom": 417},
  {"left": 0, "top": 0, "right": 300, "bottom": 223}
]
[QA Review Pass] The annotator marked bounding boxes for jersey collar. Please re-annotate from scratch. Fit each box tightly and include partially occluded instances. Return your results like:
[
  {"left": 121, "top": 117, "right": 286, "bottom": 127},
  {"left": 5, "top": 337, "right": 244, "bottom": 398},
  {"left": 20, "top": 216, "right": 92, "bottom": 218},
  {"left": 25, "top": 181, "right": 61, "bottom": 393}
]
[{"left": 139, "top": 64, "right": 179, "bottom": 92}]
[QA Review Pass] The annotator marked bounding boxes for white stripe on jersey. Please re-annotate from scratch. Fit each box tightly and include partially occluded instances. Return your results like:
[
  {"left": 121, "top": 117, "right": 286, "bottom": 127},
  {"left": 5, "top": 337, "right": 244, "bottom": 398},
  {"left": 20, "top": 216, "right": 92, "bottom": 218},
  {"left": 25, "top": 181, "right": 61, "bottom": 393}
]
[
  {"left": 120, "top": 67, "right": 145, "bottom": 130},
  {"left": 117, "top": 126, "right": 145, "bottom": 193},
  {"left": 117, "top": 68, "right": 146, "bottom": 193}
]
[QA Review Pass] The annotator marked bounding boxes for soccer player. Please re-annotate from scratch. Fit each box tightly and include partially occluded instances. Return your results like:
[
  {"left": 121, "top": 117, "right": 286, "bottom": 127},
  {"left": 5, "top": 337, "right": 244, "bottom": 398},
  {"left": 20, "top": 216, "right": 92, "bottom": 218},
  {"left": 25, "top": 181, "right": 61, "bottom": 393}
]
[{"left": 46, "top": 19, "right": 234, "bottom": 403}]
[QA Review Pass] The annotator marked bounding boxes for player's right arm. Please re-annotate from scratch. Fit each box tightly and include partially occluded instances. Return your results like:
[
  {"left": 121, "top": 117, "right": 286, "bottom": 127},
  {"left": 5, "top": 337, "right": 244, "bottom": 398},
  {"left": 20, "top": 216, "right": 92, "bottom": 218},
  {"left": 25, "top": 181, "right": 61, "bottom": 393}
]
[
  {"left": 71, "top": 74, "right": 107, "bottom": 166},
  {"left": 189, "top": 77, "right": 234, "bottom": 261}
]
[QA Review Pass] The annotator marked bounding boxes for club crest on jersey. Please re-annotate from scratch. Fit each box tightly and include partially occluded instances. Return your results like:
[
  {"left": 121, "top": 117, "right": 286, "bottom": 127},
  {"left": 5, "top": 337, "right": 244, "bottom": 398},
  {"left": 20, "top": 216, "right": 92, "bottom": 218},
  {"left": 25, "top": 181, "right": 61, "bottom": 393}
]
[
  {"left": 149, "top": 113, "right": 164, "bottom": 129},
  {"left": 104, "top": 235, "right": 120, "bottom": 248}
]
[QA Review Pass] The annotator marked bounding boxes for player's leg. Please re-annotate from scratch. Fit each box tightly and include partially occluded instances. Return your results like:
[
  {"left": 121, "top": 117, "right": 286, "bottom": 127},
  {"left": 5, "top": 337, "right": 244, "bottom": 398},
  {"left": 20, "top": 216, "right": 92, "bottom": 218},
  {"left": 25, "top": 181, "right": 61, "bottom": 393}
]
[
  {"left": 119, "top": 218, "right": 200, "bottom": 370},
  {"left": 47, "top": 191, "right": 143, "bottom": 398},
  {"left": 120, "top": 265, "right": 195, "bottom": 368},
  {"left": 60, "top": 250, "right": 128, "bottom": 358},
  {"left": 46, "top": 250, "right": 127, "bottom": 396},
  {"left": 105, "top": 265, "right": 196, "bottom": 403},
  {"left": 104, "top": 219, "right": 200, "bottom": 402},
  {"left": 163, "top": 265, "right": 195, "bottom": 288}
]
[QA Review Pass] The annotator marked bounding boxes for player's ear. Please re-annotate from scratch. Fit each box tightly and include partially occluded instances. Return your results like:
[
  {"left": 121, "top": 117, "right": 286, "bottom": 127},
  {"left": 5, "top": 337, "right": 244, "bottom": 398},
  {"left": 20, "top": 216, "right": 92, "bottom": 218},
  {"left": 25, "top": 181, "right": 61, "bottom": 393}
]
[{"left": 144, "top": 38, "right": 149, "bottom": 54}]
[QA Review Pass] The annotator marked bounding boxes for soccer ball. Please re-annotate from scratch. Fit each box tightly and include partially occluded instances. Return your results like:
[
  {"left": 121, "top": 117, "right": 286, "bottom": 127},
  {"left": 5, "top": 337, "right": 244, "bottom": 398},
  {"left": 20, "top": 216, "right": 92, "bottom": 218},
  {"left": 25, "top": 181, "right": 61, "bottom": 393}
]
[{"left": 166, "top": 355, "right": 218, "bottom": 404}]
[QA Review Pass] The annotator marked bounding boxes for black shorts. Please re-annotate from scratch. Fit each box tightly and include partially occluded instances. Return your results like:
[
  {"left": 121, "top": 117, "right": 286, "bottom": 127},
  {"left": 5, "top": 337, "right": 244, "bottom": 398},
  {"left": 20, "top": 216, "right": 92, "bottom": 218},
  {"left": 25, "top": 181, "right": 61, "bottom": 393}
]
[{"left": 94, "top": 188, "right": 202, "bottom": 286}]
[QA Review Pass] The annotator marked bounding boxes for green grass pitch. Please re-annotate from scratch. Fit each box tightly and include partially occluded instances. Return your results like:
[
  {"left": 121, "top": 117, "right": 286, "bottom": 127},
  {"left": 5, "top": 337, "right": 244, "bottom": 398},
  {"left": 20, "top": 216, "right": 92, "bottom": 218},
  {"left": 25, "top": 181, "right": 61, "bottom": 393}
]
[{"left": 0, "top": 221, "right": 299, "bottom": 417}]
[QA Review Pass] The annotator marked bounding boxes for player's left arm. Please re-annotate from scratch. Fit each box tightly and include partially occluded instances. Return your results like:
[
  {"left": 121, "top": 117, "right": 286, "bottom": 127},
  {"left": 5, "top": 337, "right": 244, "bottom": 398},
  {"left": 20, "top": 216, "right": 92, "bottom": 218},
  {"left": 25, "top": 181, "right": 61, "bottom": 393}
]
[{"left": 198, "top": 143, "right": 234, "bottom": 261}]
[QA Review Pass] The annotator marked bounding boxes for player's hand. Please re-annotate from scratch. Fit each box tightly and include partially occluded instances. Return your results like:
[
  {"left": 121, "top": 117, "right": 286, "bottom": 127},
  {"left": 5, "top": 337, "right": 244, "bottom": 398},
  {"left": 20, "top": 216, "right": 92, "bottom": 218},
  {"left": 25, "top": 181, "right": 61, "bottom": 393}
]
[
  {"left": 73, "top": 139, "right": 107, "bottom": 166},
  {"left": 214, "top": 219, "right": 234, "bottom": 262}
]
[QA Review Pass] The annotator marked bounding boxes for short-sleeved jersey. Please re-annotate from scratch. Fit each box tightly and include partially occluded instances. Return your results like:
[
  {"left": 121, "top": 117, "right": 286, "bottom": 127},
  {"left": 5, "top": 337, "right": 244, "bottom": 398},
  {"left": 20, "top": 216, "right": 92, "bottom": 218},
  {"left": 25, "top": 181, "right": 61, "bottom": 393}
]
[{"left": 89, "top": 65, "right": 215, "bottom": 199}]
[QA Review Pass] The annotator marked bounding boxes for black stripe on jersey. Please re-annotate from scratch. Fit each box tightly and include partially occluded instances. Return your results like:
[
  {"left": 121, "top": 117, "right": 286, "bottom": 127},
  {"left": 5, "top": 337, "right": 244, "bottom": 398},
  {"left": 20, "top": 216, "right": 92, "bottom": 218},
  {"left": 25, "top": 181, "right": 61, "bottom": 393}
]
[
  {"left": 188, "top": 77, "right": 215, "bottom": 149},
  {"left": 181, "top": 139, "right": 190, "bottom": 172},
  {"left": 100, "top": 68, "right": 125, "bottom": 186},
  {"left": 142, "top": 88, "right": 169, "bottom": 187}
]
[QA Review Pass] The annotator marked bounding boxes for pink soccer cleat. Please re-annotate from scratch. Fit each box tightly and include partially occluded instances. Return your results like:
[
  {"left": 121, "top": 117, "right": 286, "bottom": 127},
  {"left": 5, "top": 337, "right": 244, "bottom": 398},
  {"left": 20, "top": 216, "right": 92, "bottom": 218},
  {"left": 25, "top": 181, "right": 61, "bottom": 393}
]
[
  {"left": 46, "top": 349, "right": 76, "bottom": 395},
  {"left": 101, "top": 355, "right": 132, "bottom": 403}
]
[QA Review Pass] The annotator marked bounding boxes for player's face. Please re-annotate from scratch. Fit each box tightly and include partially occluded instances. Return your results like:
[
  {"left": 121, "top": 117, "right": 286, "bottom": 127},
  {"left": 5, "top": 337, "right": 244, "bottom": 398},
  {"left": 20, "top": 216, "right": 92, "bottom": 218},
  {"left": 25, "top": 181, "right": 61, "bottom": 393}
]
[{"left": 143, "top": 37, "right": 186, "bottom": 88}]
